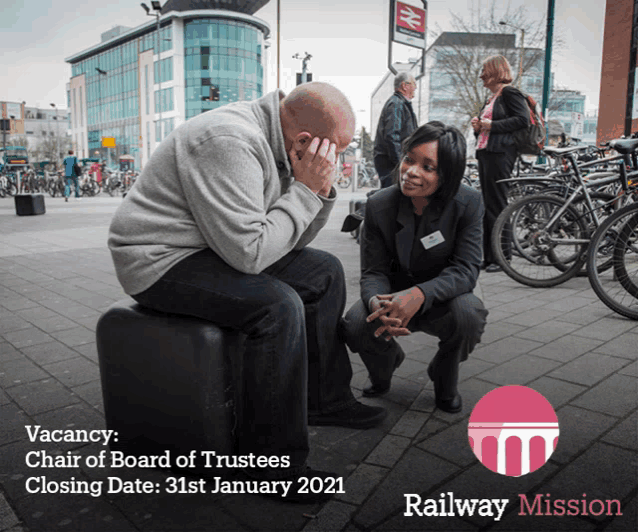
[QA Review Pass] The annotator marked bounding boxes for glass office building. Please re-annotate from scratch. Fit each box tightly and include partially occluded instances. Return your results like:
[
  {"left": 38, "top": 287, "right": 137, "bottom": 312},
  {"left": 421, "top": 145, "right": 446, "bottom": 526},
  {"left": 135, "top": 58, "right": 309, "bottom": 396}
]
[{"left": 65, "top": 1, "right": 269, "bottom": 169}]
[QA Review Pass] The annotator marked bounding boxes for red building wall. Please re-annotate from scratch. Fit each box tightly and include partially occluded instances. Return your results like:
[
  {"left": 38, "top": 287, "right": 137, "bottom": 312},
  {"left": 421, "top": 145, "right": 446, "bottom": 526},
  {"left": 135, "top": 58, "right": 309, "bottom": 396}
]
[{"left": 597, "top": 0, "right": 637, "bottom": 144}]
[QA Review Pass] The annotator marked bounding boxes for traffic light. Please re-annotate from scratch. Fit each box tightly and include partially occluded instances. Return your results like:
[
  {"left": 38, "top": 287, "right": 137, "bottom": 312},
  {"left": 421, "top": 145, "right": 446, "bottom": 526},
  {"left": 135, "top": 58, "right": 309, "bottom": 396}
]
[
  {"left": 202, "top": 85, "right": 220, "bottom": 102},
  {"left": 296, "top": 73, "right": 313, "bottom": 86}
]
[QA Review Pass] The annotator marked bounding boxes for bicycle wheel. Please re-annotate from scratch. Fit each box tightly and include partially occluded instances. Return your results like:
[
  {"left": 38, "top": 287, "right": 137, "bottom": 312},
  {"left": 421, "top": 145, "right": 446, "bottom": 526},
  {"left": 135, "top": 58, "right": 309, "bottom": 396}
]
[
  {"left": 553, "top": 192, "right": 617, "bottom": 275},
  {"left": 588, "top": 202, "right": 638, "bottom": 319},
  {"left": 107, "top": 181, "right": 120, "bottom": 196},
  {"left": 492, "top": 194, "right": 589, "bottom": 287},
  {"left": 5, "top": 178, "right": 17, "bottom": 196},
  {"left": 615, "top": 211, "right": 638, "bottom": 298}
]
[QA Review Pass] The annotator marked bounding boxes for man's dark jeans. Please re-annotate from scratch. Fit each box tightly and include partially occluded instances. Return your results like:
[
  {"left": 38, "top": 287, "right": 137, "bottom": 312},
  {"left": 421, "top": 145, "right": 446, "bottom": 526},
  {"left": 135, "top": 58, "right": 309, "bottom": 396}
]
[
  {"left": 374, "top": 154, "right": 396, "bottom": 189},
  {"left": 131, "top": 247, "right": 356, "bottom": 479}
]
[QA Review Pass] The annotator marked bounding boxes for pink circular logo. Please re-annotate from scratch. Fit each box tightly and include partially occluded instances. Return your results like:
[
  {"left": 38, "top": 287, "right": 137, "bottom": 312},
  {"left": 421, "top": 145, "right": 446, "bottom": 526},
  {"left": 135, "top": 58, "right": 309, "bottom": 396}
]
[{"left": 468, "top": 386, "right": 559, "bottom": 477}]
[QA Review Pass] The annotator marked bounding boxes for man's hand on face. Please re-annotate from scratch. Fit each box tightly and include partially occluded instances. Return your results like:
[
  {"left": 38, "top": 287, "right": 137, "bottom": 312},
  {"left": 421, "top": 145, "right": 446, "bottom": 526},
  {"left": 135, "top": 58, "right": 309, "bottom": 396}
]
[{"left": 289, "top": 137, "right": 337, "bottom": 196}]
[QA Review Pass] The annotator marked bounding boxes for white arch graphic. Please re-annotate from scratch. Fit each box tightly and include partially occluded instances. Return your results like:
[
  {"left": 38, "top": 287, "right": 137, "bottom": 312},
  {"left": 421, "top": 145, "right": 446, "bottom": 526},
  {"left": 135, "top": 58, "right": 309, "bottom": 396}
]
[{"left": 469, "top": 422, "right": 559, "bottom": 476}]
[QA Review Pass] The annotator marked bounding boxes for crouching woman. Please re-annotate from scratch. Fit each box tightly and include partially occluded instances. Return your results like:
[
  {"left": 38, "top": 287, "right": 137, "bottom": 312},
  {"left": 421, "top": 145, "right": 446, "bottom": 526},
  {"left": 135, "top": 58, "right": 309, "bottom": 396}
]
[{"left": 342, "top": 122, "right": 488, "bottom": 413}]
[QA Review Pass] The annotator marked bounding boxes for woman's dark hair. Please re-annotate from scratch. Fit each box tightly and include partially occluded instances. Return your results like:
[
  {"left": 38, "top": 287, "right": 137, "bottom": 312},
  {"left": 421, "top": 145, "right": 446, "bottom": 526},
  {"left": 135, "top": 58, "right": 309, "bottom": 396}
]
[{"left": 393, "top": 121, "right": 467, "bottom": 206}]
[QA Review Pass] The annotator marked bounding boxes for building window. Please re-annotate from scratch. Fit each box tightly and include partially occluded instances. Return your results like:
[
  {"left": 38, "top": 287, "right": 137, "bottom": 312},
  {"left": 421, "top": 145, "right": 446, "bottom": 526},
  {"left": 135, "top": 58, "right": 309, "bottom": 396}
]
[
  {"left": 154, "top": 87, "right": 174, "bottom": 113},
  {"left": 147, "top": 122, "right": 151, "bottom": 158},
  {"left": 165, "top": 117, "right": 175, "bottom": 136},
  {"left": 154, "top": 57, "right": 174, "bottom": 84},
  {"left": 184, "top": 19, "right": 265, "bottom": 120},
  {"left": 156, "top": 120, "right": 161, "bottom": 142}
]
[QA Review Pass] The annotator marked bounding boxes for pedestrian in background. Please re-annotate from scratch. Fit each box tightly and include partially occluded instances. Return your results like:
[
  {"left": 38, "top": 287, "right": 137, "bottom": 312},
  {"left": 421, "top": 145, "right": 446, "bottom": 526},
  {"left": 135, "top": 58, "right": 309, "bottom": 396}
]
[
  {"left": 91, "top": 161, "right": 102, "bottom": 190},
  {"left": 374, "top": 72, "right": 419, "bottom": 188},
  {"left": 62, "top": 150, "right": 81, "bottom": 202},
  {"left": 471, "top": 55, "right": 529, "bottom": 272}
]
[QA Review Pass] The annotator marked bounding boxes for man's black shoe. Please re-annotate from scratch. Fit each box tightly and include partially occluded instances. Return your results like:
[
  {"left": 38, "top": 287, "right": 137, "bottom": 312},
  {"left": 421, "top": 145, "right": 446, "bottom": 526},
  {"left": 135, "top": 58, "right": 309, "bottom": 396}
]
[
  {"left": 238, "top": 467, "right": 338, "bottom": 504},
  {"left": 308, "top": 401, "right": 387, "bottom": 429},
  {"left": 485, "top": 263, "right": 502, "bottom": 273}
]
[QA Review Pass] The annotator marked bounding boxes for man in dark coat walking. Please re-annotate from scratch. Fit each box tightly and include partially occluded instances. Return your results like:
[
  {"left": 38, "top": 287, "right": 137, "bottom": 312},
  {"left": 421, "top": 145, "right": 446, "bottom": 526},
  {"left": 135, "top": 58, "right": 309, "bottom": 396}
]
[{"left": 373, "top": 72, "right": 419, "bottom": 188}]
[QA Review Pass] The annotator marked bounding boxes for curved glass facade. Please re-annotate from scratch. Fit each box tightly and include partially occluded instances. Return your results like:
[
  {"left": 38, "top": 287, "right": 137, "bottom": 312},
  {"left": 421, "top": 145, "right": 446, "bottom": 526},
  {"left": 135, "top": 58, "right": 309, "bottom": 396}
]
[
  {"left": 184, "top": 18, "right": 264, "bottom": 120},
  {"left": 69, "top": 24, "right": 174, "bottom": 163}
]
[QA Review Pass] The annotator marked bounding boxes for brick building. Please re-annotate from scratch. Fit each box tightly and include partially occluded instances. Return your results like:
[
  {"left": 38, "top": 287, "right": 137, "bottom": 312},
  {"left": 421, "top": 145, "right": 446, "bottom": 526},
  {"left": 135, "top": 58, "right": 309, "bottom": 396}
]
[{"left": 597, "top": 0, "right": 638, "bottom": 143}]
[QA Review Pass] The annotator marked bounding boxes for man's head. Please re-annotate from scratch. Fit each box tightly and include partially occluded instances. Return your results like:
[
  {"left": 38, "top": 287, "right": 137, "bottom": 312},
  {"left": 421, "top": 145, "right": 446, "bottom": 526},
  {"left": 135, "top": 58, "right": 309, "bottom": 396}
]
[
  {"left": 68, "top": 150, "right": 74, "bottom": 155},
  {"left": 280, "top": 82, "right": 356, "bottom": 163},
  {"left": 394, "top": 72, "right": 417, "bottom": 100}
]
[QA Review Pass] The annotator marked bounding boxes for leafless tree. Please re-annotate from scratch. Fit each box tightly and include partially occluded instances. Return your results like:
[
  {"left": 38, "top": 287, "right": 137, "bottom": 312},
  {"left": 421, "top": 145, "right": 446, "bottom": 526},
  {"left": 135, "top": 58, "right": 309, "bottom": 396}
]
[
  {"left": 30, "top": 134, "right": 72, "bottom": 166},
  {"left": 360, "top": 126, "right": 374, "bottom": 163},
  {"left": 7, "top": 135, "right": 29, "bottom": 149},
  {"left": 428, "top": 2, "right": 566, "bottom": 132}
]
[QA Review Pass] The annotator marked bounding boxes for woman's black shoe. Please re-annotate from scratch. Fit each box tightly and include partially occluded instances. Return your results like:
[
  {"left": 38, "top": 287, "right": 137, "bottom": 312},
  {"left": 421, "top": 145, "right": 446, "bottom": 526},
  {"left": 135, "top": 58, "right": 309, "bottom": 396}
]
[
  {"left": 362, "top": 348, "right": 406, "bottom": 397},
  {"left": 427, "top": 364, "right": 462, "bottom": 413}
]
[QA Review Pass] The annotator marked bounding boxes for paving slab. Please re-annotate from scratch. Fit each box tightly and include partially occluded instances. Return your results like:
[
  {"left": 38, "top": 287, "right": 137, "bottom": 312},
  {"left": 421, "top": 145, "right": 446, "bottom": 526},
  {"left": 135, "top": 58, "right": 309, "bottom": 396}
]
[
  {"left": 570, "top": 374, "right": 638, "bottom": 417},
  {"left": 539, "top": 442, "right": 638, "bottom": 521},
  {"left": 601, "top": 411, "right": 638, "bottom": 451},
  {"left": 353, "top": 447, "right": 460, "bottom": 529}
]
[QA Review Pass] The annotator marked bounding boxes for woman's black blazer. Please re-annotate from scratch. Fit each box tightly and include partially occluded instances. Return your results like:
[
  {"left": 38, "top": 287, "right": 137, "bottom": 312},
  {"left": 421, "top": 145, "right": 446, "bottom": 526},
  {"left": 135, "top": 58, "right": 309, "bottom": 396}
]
[
  {"left": 476, "top": 85, "right": 529, "bottom": 153},
  {"left": 359, "top": 185, "right": 484, "bottom": 315}
]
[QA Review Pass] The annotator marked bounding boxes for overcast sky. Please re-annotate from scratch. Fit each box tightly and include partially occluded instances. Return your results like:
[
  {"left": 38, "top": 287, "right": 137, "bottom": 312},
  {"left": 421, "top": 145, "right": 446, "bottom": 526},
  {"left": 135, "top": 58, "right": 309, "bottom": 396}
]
[{"left": 1, "top": 0, "right": 606, "bottom": 131}]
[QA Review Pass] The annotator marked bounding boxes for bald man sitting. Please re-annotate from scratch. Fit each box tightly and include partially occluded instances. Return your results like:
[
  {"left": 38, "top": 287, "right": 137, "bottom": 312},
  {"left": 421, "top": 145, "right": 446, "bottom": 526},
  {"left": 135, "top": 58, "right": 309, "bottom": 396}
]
[{"left": 108, "top": 82, "right": 386, "bottom": 502}]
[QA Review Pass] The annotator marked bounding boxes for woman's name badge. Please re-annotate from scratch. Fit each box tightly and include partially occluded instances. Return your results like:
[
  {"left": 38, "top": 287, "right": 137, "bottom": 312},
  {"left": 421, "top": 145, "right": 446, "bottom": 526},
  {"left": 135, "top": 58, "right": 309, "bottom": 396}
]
[{"left": 420, "top": 230, "right": 445, "bottom": 250}]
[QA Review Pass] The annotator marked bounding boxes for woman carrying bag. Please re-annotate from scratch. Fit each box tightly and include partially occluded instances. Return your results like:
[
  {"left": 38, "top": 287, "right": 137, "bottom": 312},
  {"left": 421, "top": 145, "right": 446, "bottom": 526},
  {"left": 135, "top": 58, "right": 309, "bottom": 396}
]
[{"left": 471, "top": 55, "right": 529, "bottom": 272}]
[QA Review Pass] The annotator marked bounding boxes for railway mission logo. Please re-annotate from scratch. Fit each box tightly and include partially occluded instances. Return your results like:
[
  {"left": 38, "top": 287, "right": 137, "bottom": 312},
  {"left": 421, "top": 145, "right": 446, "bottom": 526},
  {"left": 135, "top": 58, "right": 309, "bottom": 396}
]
[{"left": 468, "top": 386, "right": 559, "bottom": 477}]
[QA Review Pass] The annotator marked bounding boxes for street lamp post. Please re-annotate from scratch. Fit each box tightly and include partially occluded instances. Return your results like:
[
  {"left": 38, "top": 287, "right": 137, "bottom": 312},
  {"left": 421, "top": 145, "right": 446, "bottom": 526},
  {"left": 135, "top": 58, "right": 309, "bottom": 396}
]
[
  {"left": 142, "top": 2, "right": 163, "bottom": 146},
  {"left": 50, "top": 103, "right": 59, "bottom": 168},
  {"left": 96, "top": 67, "right": 107, "bottom": 164},
  {"left": 293, "top": 52, "right": 312, "bottom": 84},
  {"left": 499, "top": 21, "right": 525, "bottom": 89}
]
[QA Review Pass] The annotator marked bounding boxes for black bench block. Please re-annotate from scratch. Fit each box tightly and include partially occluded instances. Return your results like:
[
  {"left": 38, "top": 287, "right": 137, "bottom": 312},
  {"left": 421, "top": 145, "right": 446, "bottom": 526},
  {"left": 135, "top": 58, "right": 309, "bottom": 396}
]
[
  {"left": 15, "top": 194, "right": 46, "bottom": 216},
  {"left": 96, "top": 299, "right": 243, "bottom": 471}
]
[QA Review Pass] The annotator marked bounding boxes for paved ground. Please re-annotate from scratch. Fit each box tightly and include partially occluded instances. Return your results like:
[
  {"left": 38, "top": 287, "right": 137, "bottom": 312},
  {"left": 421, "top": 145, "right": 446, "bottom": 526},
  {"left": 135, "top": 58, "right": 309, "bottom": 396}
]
[{"left": 0, "top": 191, "right": 636, "bottom": 532}]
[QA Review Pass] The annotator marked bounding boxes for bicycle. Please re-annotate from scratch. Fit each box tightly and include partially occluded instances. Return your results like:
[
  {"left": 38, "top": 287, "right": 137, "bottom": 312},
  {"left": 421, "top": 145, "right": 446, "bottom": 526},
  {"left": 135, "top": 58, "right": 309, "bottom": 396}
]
[
  {"left": 463, "top": 160, "right": 480, "bottom": 190},
  {"left": 587, "top": 201, "right": 638, "bottom": 319},
  {"left": 357, "top": 162, "right": 379, "bottom": 188},
  {"left": 491, "top": 138, "right": 638, "bottom": 288},
  {"left": 79, "top": 173, "right": 100, "bottom": 197},
  {"left": 0, "top": 173, "right": 18, "bottom": 197}
]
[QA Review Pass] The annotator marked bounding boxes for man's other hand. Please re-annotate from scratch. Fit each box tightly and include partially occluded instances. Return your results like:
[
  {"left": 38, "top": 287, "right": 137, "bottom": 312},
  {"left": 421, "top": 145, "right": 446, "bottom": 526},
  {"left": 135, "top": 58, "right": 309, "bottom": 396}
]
[{"left": 366, "top": 287, "right": 425, "bottom": 339}]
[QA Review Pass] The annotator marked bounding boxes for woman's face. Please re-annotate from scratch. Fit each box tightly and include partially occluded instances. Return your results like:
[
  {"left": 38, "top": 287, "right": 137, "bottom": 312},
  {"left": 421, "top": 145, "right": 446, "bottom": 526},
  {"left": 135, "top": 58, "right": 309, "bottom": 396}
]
[
  {"left": 480, "top": 67, "right": 493, "bottom": 89},
  {"left": 399, "top": 141, "right": 440, "bottom": 200}
]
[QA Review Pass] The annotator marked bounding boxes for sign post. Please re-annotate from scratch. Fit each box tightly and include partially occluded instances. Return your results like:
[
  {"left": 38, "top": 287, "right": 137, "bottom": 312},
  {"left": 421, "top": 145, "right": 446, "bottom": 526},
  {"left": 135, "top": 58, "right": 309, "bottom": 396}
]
[
  {"left": 388, "top": 0, "right": 427, "bottom": 79},
  {"left": 570, "top": 112, "right": 584, "bottom": 141},
  {"left": 102, "top": 137, "right": 116, "bottom": 170}
]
